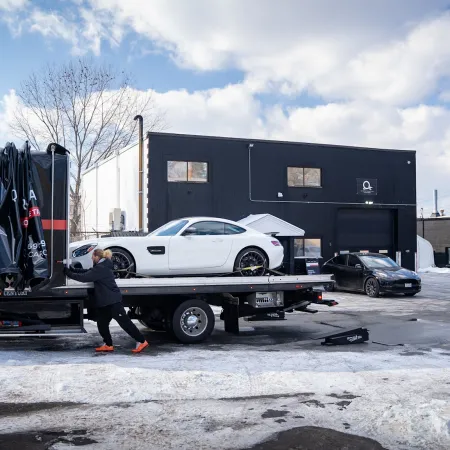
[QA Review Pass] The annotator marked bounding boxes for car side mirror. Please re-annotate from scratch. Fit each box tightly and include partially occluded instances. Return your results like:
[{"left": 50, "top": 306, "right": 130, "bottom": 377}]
[
  {"left": 183, "top": 227, "right": 197, "bottom": 236},
  {"left": 355, "top": 264, "right": 363, "bottom": 269}
]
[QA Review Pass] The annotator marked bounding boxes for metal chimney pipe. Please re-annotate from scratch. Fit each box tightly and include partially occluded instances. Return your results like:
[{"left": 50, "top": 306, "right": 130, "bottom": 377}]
[
  {"left": 434, "top": 189, "right": 438, "bottom": 215},
  {"left": 134, "top": 115, "right": 144, "bottom": 231}
]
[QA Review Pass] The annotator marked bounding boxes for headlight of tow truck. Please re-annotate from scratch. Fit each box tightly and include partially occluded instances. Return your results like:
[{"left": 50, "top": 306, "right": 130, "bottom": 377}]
[{"left": 72, "top": 244, "right": 96, "bottom": 258}]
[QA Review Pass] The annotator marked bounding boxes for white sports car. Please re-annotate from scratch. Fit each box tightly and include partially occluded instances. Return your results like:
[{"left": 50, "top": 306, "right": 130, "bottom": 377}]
[{"left": 69, "top": 217, "right": 284, "bottom": 277}]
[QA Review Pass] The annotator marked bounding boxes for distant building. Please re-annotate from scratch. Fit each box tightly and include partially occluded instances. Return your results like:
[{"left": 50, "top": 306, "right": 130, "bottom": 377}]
[{"left": 417, "top": 212, "right": 450, "bottom": 266}]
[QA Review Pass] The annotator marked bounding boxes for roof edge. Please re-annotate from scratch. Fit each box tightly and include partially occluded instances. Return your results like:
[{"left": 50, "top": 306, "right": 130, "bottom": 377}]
[{"left": 147, "top": 131, "right": 417, "bottom": 154}]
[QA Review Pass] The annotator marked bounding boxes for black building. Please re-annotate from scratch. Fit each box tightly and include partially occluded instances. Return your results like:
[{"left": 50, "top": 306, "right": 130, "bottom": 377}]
[{"left": 147, "top": 132, "right": 417, "bottom": 270}]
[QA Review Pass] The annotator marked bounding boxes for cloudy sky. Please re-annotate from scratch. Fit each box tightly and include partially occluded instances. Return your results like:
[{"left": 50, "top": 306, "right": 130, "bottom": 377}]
[{"left": 1, "top": 0, "right": 450, "bottom": 214}]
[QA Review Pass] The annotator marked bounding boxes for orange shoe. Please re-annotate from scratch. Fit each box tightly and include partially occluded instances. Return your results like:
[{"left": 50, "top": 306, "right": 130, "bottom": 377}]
[
  {"left": 95, "top": 345, "right": 114, "bottom": 352},
  {"left": 132, "top": 341, "right": 149, "bottom": 354}
]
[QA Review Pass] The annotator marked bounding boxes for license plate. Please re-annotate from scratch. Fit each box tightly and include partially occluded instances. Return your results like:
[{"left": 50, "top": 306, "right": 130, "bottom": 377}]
[{"left": 405, "top": 283, "right": 412, "bottom": 288}]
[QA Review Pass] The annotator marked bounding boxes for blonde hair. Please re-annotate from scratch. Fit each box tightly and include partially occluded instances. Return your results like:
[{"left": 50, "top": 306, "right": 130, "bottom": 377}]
[{"left": 93, "top": 248, "right": 112, "bottom": 259}]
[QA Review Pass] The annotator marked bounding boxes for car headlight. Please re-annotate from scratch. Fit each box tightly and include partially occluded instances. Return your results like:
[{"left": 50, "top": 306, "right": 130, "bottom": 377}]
[
  {"left": 72, "top": 244, "right": 96, "bottom": 258},
  {"left": 376, "top": 272, "right": 389, "bottom": 278}
]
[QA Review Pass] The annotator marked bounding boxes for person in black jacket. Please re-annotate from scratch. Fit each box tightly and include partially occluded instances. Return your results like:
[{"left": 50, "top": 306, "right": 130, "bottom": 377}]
[{"left": 64, "top": 248, "right": 149, "bottom": 353}]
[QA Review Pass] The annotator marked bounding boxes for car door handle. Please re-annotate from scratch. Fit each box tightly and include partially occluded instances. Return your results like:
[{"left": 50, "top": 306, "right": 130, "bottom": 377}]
[
  {"left": 212, "top": 238, "right": 223, "bottom": 242},
  {"left": 147, "top": 246, "right": 165, "bottom": 255}
]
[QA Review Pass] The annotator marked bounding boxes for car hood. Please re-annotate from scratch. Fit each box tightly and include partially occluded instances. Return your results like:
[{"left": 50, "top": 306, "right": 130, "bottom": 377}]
[{"left": 373, "top": 267, "right": 420, "bottom": 280}]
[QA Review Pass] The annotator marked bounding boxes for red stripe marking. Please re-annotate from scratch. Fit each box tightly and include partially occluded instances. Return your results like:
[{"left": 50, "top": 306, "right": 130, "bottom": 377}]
[{"left": 42, "top": 219, "right": 67, "bottom": 230}]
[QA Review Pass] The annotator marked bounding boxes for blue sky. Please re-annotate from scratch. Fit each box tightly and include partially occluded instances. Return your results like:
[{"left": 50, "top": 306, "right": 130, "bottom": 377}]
[{"left": 1, "top": 0, "right": 450, "bottom": 214}]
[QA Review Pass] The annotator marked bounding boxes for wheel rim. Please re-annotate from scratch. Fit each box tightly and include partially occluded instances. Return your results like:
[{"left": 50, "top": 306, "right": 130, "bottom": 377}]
[
  {"left": 179, "top": 307, "right": 208, "bottom": 337},
  {"left": 111, "top": 251, "right": 133, "bottom": 278},
  {"left": 366, "top": 280, "right": 377, "bottom": 296},
  {"left": 238, "top": 251, "right": 267, "bottom": 276}
]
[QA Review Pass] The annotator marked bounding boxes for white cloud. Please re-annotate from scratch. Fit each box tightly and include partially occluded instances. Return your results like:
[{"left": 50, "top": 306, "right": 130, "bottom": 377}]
[
  {"left": 0, "top": 89, "right": 19, "bottom": 146},
  {"left": 85, "top": 0, "right": 450, "bottom": 106},
  {"left": 313, "top": 13, "right": 450, "bottom": 105},
  {"left": 28, "top": 10, "right": 80, "bottom": 49},
  {"left": 439, "top": 91, "right": 450, "bottom": 102},
  {"left": 5, "top": 1, "right": 450, "bottom": 106},
  {"left": 152, "top": 84, "right": 267, "bottom": 139},
  {"left": 78, "top": 7, "right": 124, "bottom": 56},
  {"left": 0, "top": 0, "right": 27, "bottom": 11},
  {"left": 0, "top": 0, "right": 28, "bottom": 34}
]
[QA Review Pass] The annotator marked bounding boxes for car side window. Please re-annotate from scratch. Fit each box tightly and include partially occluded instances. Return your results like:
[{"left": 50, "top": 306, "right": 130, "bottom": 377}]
[
  {"left": 333, "top": 255, "right": 347, "bottom": 266},
  {"left": 347, "top": 255, "right": 361, "bottom": 267},
  {"left": 190, "top": 221, "right": 226, "bottom": 235},
  {"left": 224, "top": 224, "right": 246, "bottom": 235}
]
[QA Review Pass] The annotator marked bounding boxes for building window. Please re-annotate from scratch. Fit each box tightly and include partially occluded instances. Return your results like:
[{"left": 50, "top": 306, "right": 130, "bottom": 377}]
[
  {"left": 294, "top": 238, "right": 322, "bottom": 258},
  {"left": 287, "top": 167, "right": 321, "bottom": 187},
  {"left": 168, "top": 161, "right": 208, "bottom": 182}
]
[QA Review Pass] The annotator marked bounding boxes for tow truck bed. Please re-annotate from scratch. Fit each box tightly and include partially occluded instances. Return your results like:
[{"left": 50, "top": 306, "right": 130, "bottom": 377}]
[{"left": 60, "top": 274, "right": 332, "bottom": 296}]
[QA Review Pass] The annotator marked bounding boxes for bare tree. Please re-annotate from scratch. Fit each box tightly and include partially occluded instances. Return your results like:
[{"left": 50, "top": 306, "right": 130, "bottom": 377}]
[{"left": 10, "top": 58, "right": 165, "bottom": 238}]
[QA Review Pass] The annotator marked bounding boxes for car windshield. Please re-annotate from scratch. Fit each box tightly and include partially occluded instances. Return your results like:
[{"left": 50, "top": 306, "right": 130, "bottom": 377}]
[
  {"left": 149, "top": 219, "right": 189, "bottom": 236},
  {"left": 360, "top": 255, "right": 399, "bottom": 269}
]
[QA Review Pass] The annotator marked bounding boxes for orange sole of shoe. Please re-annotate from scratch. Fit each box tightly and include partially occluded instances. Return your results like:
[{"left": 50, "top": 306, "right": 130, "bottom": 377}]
[{"left": 132, "top": 342, "right": 149, "bottom": 354}]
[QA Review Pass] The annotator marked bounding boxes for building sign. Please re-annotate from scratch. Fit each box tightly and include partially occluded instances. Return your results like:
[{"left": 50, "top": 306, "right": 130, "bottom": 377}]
[{"left": 357, "top": 178, "right": 377, "bottom": 196}]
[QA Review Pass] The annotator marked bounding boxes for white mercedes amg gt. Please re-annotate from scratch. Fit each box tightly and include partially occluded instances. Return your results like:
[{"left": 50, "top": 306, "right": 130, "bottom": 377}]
[{"left": 69, "top": 217, "right": 284, "bottom": 277}]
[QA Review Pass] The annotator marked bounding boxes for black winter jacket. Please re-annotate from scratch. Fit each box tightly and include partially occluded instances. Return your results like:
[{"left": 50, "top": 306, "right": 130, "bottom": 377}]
[{"left": 66, "top": 259, "right": 122, "bottom": 308}]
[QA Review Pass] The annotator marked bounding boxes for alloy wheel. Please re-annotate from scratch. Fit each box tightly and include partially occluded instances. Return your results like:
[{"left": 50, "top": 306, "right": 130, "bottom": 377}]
[{"left": 238, "top": 251, "right": 267, "bottom": 276}]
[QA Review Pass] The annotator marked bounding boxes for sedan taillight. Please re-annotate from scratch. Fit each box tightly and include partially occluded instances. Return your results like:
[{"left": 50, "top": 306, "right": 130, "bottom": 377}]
[{"left": 271, "top": 241, "right": 281, "bottom": 246}]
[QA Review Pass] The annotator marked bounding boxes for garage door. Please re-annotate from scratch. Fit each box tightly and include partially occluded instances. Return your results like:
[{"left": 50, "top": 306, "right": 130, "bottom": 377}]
[{"left": 336, "top": 209, "right": 394, "bottom": 255}]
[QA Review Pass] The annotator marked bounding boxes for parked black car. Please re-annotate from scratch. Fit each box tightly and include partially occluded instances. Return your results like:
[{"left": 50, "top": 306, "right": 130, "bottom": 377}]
[{"left": 322, "top": 253, "right": 421, "bottom": 298}]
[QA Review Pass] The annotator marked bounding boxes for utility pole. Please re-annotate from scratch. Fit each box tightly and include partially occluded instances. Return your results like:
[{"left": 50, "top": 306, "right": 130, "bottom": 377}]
[{"left": 134, "top": 115, "right": 144, "bottom": 231}]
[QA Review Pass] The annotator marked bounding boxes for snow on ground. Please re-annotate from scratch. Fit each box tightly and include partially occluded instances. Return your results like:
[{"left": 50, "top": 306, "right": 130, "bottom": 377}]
[
  {"left": 419, "top": 266, "right": 450, "bottom": 274},
  {"left": 1, "top": 345, "right": 450, "bottom": 449},
  {"left": 0, "top": 274, "right": 450, "bottom": 449}
]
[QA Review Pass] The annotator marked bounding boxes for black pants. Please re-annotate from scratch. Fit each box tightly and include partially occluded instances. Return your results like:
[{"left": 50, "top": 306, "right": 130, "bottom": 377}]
[{"left": 96, "top": 302, "right": 145, "bottom": 346}]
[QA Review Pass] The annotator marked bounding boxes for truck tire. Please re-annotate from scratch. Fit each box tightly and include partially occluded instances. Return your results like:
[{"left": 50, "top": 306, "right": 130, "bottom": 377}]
[
  {"left": 171, "top": 299, "right": 215, "bottom": 343},
  {"left": 136, "top": 306, "right": 170, "bottom": 331}
]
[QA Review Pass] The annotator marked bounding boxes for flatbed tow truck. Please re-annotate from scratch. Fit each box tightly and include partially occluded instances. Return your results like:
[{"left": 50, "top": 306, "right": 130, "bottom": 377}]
[{"left": 0, "top": 142, "right": 336, "bottom": 343}]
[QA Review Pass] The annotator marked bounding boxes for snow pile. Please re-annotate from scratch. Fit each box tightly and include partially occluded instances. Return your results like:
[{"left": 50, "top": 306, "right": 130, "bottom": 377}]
[
  {"left": 418, "top": 267, "right": 450, "bottom": 274},
  {"left": 417, "top": 235, "right": 435, "bottom": 270}
]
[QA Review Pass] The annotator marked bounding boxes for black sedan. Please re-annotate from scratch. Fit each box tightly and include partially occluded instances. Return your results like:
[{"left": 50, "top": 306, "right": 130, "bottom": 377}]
[{"left": 322, "top": 253, "right": 421, "bottom": 298}]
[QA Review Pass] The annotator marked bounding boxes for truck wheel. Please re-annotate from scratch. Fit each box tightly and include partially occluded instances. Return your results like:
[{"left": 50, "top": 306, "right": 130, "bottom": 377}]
[
  {"left": 171, "top": 300, "right": 215, "bottom": 343},
  {"left": 365, "top": 278, "right": 380, "bottom": 298},
  {"left": 136, "top": 306, "right": 168, "bottom": 331}
]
